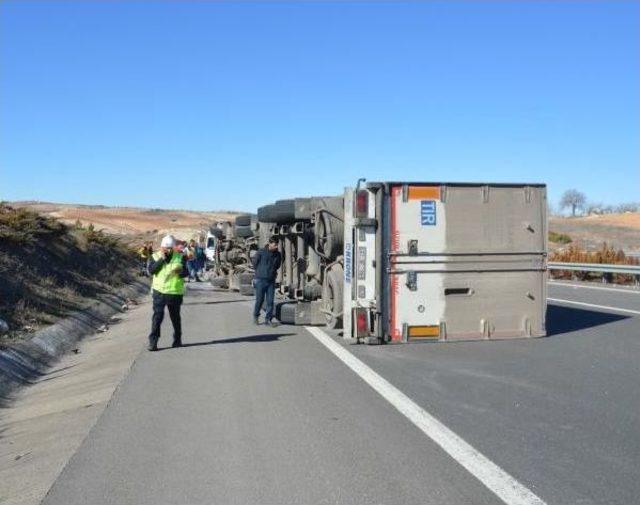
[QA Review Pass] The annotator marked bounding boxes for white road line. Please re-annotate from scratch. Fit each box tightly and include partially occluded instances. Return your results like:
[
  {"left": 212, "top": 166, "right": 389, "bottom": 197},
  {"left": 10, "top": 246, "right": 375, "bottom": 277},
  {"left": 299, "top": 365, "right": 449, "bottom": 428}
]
[
  {"left": 549, "top": 281, "right": 640, "bottom": 295},
  {"left": 547, "top": 298, "right": 640, "bottom": 316},
  {"left": 305, "top": 326, "right": 547, "bottom": 505}
]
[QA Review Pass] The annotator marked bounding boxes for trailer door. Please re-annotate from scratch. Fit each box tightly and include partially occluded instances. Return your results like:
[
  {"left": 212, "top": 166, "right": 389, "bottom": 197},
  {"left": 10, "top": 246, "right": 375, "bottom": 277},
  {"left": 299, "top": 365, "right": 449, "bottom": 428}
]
[{"left": 386, "top": 183, "right": 547, "bottom": 342}]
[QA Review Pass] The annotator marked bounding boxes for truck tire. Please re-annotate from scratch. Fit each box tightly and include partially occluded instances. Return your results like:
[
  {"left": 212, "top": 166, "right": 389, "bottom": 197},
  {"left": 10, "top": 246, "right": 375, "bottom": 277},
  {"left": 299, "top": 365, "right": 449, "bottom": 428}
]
[
  {"left": 277, "top": 302, "right": 297, "bottom": 324},
  {"left": 315, "top": 198, "right": 344, "bottom": 260},
  {"left": 239, "top": 284, "right": 254, "bottom": 296},
  {"left": 239, "top": 272, "right": 254, "bottom": 286},
  {"left": 293, "top": 197, "right": 313, "bottom": 220},
  {"left": 210, "top": 276, "right": 228, "bottom": 289},
  {"left": 257, "top": 200, "right": 296, "bottom": 224},
  {"left": 323, "top": 264, "right": 344, "bottom": 329},
  {"left": 235, "top": 225, "right": 254, "bottom": 238},
  {"left": 257, "top": 205, "right": 275, "bottom": 223},
  {"left": 235, "top": 214, "right": 252, "bottom": 227}
]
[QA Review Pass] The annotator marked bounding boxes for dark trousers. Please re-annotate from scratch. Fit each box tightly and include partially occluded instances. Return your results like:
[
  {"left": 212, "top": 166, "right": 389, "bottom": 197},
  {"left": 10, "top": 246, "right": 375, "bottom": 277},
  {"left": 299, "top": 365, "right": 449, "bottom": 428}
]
[
  {"left": 187, "top": 259, "right": 198, "bottom": 280},
  {"left": 149, "top": 290, "right": 183, "bottom": 345},
  {"left": 253, "top": 278, "right": 275, "bottom": 322}
]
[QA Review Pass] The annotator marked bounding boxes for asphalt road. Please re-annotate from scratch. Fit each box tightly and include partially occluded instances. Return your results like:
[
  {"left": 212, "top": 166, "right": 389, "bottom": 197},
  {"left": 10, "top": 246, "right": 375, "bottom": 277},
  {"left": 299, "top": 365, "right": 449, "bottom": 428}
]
[{"left": 40, "top": 281, "right": 640, "bottom": 505}]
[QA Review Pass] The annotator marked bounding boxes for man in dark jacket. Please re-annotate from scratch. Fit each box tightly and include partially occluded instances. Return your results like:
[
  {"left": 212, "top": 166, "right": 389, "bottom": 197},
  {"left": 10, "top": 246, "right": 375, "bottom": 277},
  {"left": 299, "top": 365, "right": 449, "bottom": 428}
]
[{"left": 252, "top": 236, "right": 282, "bottom": 326}]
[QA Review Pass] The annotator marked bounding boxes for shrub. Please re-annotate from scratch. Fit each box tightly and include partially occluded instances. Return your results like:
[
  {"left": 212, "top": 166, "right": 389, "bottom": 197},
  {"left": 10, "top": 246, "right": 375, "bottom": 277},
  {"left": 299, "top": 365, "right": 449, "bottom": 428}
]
[
  {"left": 0, "top": 203, "right": 66, "bottom": 243},
  {"left": 549, "top": 231, "right": 572, "bottom": 244},
  {"left": 550, "top": 243, "right": 639, "bottom": 265}
]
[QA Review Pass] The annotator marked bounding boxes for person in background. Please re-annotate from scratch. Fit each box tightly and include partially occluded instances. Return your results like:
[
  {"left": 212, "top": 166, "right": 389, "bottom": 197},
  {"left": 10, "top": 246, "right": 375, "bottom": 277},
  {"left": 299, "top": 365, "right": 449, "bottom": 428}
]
[
  {"left": 251, "top": 236, "right": 281, "bottom": 327},
  {"left": 137, "top": 241, "right": 153, "bottom": 276},
  {"left": 147, "top": 235, "right": 188, "bottom": 351},
  {"left": 195, "top": 240, "right": 206, "bottom": 277},
  {"left": 186, "top": 239, "right": 201, "bottom": 282}
]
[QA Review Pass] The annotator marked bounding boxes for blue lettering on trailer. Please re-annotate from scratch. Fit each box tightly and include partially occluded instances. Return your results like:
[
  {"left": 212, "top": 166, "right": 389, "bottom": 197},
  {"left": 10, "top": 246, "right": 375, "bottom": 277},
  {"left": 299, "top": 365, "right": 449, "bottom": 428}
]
[
  {"left": 344, "top": 243, "right": 352, "bottom": 283},
  {"left": 421, "top": 200, "right": 436, "bottom": 226}
]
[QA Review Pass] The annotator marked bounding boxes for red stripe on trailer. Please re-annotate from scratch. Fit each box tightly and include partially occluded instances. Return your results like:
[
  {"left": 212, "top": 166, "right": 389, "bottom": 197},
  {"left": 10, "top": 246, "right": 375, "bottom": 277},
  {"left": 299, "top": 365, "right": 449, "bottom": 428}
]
[{"left": 390, "top": 186, "right": 401, "bottom": 342}]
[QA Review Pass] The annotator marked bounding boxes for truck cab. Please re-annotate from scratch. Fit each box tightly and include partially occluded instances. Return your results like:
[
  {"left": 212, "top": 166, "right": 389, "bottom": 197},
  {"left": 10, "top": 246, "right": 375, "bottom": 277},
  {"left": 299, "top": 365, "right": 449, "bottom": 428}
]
[{"left": 205, "top": 231, "right": 216, "bottom": 263}]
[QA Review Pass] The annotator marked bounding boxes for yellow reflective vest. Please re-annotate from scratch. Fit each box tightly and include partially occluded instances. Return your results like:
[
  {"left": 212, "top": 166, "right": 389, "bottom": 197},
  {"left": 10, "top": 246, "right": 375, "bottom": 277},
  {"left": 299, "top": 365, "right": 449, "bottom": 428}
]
[{"left": 151, "top": 251, "right": 185, "bottom": 295}]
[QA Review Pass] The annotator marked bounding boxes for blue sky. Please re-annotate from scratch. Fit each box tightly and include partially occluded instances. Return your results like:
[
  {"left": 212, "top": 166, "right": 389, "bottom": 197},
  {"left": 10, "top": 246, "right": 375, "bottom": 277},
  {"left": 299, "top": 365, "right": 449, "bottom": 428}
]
[{"left": 1, "top": 1, "right": 638, "bottom": 212}]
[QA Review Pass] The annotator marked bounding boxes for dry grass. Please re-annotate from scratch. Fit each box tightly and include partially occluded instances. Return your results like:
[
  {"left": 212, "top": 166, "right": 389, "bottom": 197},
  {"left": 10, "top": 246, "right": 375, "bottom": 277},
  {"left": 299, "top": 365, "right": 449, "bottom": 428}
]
[
  {"left": 0, "top": 205, "right": 139, "bottom": 340},
  {"left": 0, "top": 204, "right": 67, "bottom": 243},
  {"left": 550, "top": 212, "right": 640, "bottom": 252},
  {"left": 550, "top": 243, "right": 639, "bottom": 265},
  {"left": 549, "top": 243, "right": 639, "bottom": 284}
]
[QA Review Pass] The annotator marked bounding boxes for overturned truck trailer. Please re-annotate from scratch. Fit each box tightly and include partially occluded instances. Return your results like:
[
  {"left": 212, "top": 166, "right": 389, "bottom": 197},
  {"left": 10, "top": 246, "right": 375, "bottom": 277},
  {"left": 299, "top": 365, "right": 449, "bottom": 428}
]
[
  {"left": 258, "top": 182, "right": 547, "bottom": 344},
  {"left": 208, "top": 215, "right": 260, "bottom": 296}
]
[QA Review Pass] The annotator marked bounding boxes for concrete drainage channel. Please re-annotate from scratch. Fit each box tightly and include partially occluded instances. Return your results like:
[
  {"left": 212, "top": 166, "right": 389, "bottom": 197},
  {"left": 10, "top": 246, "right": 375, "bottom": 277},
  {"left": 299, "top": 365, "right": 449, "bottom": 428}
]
[{"left": 0, "top": 280, "right": 150, "bottom": 402}]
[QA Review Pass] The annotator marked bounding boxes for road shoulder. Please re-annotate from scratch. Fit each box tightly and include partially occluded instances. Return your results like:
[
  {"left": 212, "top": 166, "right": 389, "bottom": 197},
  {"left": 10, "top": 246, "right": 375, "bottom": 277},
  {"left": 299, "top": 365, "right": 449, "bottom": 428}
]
[{"left": 0, "top": 299, "right": 151, "bottom": 505}]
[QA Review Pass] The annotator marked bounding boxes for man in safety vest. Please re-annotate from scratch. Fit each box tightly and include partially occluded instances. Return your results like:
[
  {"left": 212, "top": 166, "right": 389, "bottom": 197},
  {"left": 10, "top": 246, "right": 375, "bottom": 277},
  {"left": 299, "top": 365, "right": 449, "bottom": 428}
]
[{"left": 147, "top": 235, "right": 188, "bottom": 351}]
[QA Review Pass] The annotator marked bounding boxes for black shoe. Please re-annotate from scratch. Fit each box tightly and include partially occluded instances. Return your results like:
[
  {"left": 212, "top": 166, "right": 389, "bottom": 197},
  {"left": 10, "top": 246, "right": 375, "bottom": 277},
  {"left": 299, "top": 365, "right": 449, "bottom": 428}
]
[
  {"left": 172, "top": 340, "right": 182, "bottom": 348},
  {"left": 148, "top": 341, "right": 158, "bottom": 352}
]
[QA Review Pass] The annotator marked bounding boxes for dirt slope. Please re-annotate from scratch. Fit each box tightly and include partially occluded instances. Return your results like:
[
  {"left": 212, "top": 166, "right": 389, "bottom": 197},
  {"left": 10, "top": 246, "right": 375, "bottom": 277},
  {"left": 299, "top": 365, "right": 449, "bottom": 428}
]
[
  {"left": 11, "top": 202, "right": 239, "bottom": 243},
  {"left": 550, "top": 213, "right": 640, "bottom": 252}
]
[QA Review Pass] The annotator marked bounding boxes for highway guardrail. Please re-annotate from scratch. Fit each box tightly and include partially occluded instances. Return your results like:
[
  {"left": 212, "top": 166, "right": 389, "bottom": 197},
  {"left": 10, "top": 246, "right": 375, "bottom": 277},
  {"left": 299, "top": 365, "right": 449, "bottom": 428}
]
[{"left": 548, "top": 262, "right": 640, "bottom": 275}]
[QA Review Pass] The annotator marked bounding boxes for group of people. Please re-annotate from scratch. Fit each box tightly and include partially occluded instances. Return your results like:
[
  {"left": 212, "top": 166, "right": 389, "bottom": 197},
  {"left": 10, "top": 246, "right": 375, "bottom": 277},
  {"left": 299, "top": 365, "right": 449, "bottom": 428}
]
[
  {"left": 139, "top": 238, "right": 205, "bottom": 282},
  {"left": 146, "top": 234, "right": 282, "bottom": 351},
  {"left": 183, "top": 239, "right": 206, "bottom": 282}
]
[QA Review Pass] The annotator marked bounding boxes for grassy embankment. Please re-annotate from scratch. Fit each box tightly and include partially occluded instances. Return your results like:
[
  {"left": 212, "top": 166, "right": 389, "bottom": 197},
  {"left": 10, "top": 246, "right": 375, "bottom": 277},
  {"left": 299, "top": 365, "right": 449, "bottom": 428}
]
[{"left": 0, "top": 204, "right": 138, "bottom": 341}]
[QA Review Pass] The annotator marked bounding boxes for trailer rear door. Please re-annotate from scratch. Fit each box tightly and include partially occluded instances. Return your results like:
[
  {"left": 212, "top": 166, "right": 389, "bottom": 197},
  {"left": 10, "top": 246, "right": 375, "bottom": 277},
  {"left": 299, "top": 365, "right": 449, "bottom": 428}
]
[{"left": 385, "top": 183, "right": 547, "bottom": 342}]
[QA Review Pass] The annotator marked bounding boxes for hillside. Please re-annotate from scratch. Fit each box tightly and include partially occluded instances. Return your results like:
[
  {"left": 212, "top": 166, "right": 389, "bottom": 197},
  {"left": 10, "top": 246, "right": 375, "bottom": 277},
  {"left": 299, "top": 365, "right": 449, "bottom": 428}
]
[
  {"left": 0, "top": 204, "right": 139, "bottom": 339},
  {"left": 10, "top": 201, "right": 239, "bottom": 244},
  {"left": 10, "top": 202, "right": 639, "bottom": 252},
  {"left": 549, "top": 213, "right": 640, "bottom": 252}
]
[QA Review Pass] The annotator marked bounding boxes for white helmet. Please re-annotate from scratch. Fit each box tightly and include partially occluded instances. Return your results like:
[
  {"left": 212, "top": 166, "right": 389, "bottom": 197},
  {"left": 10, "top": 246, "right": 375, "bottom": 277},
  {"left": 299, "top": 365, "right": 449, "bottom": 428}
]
[{"left": 161, "top": 235, "right": 175, "bottom": 248}]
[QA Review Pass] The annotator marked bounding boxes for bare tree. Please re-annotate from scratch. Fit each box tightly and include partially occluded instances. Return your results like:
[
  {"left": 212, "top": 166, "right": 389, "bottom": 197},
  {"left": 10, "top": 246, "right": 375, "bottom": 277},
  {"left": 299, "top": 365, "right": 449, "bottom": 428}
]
[
  {"left": 585, "top": 201, "right": 603, "bottom": 215},
  {"left": 616, "top": 202, "right": 640, "bottom": 213},
  {"left": 560, "top": 189, "right": 586, "bottom": 217}
]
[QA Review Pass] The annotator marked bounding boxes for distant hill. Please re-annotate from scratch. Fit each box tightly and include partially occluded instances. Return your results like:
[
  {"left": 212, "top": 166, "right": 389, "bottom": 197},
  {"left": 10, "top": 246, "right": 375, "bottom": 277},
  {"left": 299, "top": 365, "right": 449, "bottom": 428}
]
[
  {"left": 9, "top": 201, "right": 240, "bottom": 242},
  {"left": 550, "top": 213, "right": 640, "bottom": 252}
]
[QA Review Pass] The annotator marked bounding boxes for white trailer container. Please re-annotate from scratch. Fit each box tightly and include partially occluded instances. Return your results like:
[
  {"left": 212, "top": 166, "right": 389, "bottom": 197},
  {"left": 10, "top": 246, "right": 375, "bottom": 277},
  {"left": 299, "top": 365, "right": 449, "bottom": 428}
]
[{"left": 343, "top": 182, "right": 547, "bottom": 343}]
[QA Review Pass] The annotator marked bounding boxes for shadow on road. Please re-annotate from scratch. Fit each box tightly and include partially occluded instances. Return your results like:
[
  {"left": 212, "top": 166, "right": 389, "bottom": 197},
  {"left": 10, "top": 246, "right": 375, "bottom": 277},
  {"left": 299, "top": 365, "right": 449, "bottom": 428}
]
[
  {"left": 166, "top": 333, "right": 297, "bottom": 349},
  {"left": 183, "top": 299, "right": 249, "bottom": 306},
  {"left": 546, "top": 304, "right": 629, "bottom": 336}
]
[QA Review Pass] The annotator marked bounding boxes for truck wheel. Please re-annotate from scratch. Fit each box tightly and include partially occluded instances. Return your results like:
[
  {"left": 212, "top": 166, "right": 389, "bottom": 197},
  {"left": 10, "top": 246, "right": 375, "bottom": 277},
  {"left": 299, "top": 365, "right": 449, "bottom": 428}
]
[
  {"left": 277, "top": 302, "right": 297, "bottom": 324},
  {"left": 239, "top": 284, "right": 254, "bottom": 296},
  {"left": 235, "top": 214, "right": 252, "bottom": 227},
  {"left": 235, "top": 225, "right": 254, "bottom": 238},
  {"left": 210, "top": 276, "right": 228, "bottom": 289},
  {"left": 257, "top": 200, "right": 296, "bottom": 224},
  {"left": 323, "top": 264, "right": 344, "bottom": 329},
  {"left": 239, "top": 272, "right": 254, "bottom": 286},
  {"left": 315, "top": 197, "right": 344, "bottom": 260}
]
